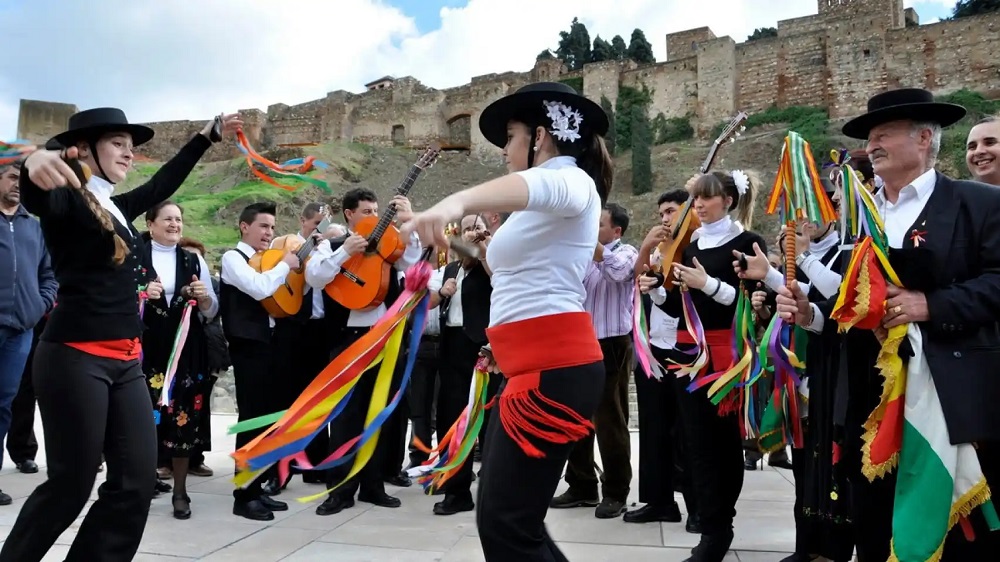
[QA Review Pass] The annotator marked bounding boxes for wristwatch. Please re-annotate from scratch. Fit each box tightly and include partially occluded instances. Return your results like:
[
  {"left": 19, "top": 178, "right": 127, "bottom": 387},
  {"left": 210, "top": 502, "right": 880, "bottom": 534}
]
[{"left": 795, "top": 250, "right": 811, "bottom": 266}]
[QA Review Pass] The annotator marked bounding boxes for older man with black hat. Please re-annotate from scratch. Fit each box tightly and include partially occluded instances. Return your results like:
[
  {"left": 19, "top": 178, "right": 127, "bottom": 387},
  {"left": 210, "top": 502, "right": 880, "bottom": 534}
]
[{"left": 776, "top": 88, "right": 1000, "bottom": 561}]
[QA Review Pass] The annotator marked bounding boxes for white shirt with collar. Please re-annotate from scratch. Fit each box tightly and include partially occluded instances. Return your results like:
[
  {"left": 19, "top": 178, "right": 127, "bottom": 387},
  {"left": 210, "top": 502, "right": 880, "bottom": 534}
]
[
  {"left": 304, "top": 230, "right": 423, "bottom": 327},
  {"left": 220, "top": 240, "right": 291, "bottom": 328},
  {"left": 87, "top": 175, "right": 131, "bottom": 234},
  {"left": 805, "top": 168, "right": 937, "bottom": 333},
  {"left": 287, "top": 233, "right": 325, "bottom": 320},
  {"left": 427, "top": 262, "right": 470, "bottom": 328}
]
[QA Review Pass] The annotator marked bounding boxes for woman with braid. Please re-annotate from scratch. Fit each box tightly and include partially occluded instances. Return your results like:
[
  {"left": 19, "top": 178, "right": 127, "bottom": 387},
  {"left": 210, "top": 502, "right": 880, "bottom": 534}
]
[{"left": 0, "top": 108, "right": 241, "bottom": 562}]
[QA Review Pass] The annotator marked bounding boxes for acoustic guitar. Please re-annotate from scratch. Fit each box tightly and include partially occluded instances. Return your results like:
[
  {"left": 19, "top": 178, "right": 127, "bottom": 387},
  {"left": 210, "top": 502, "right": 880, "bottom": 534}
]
[
  {"left": 249, "top": 207, "right": 332, "bottom": 318},
  {"left": 325, "top": 143, "right": 442, "bottom": 310},
  {"left": 657, "top": 112, "right": 749, "bottom": 287}
]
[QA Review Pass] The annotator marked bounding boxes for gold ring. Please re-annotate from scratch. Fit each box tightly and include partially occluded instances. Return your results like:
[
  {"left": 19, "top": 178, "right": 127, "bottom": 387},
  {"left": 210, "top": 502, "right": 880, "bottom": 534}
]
[{"left": 893, "top": 305, "right": 902, "bottom": 314}]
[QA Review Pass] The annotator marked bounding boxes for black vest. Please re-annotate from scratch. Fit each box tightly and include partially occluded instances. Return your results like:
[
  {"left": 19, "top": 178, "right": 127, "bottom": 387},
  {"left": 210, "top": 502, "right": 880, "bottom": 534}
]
[
  {"left": 440, "top": 260, "right": 492, "bottom": 345},
  {"left": 219, "top": 249, "right": 272, "bottom": 343},
  {"left": 319, "top": 237, "right": 404, "bottom": 333}
]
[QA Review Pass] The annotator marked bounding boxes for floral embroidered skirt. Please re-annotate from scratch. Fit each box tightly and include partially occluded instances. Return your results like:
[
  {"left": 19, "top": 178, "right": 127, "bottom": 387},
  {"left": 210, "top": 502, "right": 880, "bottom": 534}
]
[{"left": 148, "top": 370, "right": 217, "bottom": 457}]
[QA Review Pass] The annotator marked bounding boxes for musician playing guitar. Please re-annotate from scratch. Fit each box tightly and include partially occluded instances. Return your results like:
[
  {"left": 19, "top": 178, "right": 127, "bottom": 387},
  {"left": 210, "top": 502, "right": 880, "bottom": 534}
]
[
  {"left": 304, "top": 187, "right": 422, "bottom": 516},
  {"left": 266, "top": 203, "right": 345, "bottom": 492}
]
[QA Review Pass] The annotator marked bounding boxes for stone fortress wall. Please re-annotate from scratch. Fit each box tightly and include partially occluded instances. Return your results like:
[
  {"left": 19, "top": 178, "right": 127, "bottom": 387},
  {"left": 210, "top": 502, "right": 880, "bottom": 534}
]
[{"left": 17, "top": 0, "right": 1000, "bottom": 163}]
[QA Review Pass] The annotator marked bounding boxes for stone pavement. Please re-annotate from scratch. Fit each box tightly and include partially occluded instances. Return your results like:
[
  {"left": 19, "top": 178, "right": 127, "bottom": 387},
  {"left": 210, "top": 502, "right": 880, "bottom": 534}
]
[{"left": 0, "top": 413, "right": 796, "bottom": 561}]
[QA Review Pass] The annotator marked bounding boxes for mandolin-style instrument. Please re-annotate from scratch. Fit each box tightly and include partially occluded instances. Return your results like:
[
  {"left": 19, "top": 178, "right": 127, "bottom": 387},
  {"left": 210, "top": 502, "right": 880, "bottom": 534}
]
[
  {"left": 249, "top": 207, "right": 332, "bottom": 318},
  {"left": 325, "top": 143, "right": 442, "bottom": 310},
  {"left": 657, "top": 112, "right": 748, "bottom": 287}
]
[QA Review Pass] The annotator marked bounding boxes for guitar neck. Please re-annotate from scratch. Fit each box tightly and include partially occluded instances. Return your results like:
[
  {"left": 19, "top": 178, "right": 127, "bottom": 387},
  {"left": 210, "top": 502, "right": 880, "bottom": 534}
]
[{"left": 370, "top": 164, "right": 423, "bottom": 243}]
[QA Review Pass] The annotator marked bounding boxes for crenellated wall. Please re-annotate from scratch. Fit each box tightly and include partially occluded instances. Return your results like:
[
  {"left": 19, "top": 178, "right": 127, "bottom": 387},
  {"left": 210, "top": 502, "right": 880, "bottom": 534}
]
[{"left": 18, "top": 1, "right": 999, "bottom": 161}]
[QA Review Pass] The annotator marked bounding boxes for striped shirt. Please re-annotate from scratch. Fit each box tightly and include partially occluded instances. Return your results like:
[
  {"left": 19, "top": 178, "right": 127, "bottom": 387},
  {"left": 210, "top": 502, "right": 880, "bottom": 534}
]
[{"left": 583, "top": 238, "right": 638, "bottom": 339}]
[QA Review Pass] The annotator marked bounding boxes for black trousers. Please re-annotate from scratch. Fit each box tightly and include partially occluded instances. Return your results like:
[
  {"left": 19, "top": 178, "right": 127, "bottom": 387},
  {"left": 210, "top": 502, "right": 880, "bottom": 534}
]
[
  {"left": 477, "top": 361, "right": 604, "bottom": 561},
  {"left": 634, "top": 345, "right": 697, "bottom": 513},
  {"left": 437, "top": 326, "right": 483, "bottom": 500},
  {"left": 379, "top": 352, "right": 409, "bottom": 481},
  {"left": 325, "top": 327, "right": 394, "bottom": 500},
  {"left": 0, "top": 342, "right": 156, "bottom": 562},
  {"left": 272, "top": 318, "right": 331, "bottom": 477},
  {"left": 675, "top": 372, "right": 745, "bottom": 538},
  {"left": 408, "top": 334, "right": 440, "bottom": 466},
  {"left": 230, "top": 337, "right": 279, "bottom": 502},
  {"left": 6, "top": 331, "right": 40, "bottom": 465},
  {"left": 564, "top": 335, "right": 633, "bottom": 501},
  {"left": 941, "top": 440, "right": 1000, "bottom": 560}
]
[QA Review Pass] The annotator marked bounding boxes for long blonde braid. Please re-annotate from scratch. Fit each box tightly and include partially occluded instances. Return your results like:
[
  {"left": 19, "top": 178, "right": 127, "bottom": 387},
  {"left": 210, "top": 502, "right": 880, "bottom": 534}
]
[{"left": 69, "top": 158, "right": 130, "bottom": 265}]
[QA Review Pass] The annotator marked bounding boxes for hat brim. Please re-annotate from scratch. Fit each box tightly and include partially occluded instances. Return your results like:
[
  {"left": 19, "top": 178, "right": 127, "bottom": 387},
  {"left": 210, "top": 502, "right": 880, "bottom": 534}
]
[
  {"left": 479, "top": 90, "right": 609, "bottom": 148},
  {"left": 50, "top": 123, "right": 155, "bottom": 149},
  {"left": 841, "top": 102, "right": 967, "bottom": 139}
]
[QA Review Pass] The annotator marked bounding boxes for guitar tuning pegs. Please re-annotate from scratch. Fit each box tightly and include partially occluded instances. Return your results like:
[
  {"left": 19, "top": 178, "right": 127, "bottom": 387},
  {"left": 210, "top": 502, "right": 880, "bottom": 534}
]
[{"left": 740, "top": 125, "right": 746, "bottom": 132}]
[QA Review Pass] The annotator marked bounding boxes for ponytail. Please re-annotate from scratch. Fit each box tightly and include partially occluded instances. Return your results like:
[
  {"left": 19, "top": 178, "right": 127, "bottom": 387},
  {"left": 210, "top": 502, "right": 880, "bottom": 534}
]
[
  {"left": 733, "top": 169, "right": 759, "bottom": 230},
  {"left": 78, "top": 187, "right": 130, "bottom": 265},
  {"left": 691, "top": 170, "right": 759, "bottom": 230},
  {"left": 578, "top": 134, "right": 614, "bottom": 205}
]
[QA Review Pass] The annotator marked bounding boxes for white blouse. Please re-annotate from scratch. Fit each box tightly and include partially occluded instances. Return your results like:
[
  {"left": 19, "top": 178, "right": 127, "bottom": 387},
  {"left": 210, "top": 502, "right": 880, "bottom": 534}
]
[
  {"left": 485, "top": 156, "right": 601, "bottom": 327},
  {"left": 151, "top": 240, "right": 219, "bottom": 319}
]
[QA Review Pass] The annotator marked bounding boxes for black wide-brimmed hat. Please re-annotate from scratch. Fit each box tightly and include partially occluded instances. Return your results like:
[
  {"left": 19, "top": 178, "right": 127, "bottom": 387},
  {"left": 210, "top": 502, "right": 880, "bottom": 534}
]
[
  {"left": 479, "top": 82, "right": 609, "bottom": 148},
  {"left": 49, "top": 107, "right": 155, "bottom": 148},
  {"left": 842, "top": 88, "right": 966, "bottom": 140}
]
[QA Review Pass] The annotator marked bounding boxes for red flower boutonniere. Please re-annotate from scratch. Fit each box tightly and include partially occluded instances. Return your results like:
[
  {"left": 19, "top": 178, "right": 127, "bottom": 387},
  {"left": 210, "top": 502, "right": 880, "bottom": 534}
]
[{"left": 910, "top": 229, "right": 927, "bottom": 248}]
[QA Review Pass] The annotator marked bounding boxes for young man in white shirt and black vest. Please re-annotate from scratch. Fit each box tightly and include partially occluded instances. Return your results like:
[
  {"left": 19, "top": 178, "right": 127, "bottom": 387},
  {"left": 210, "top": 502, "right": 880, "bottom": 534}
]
[
  {"left": 266, "top": 203, "right": 345, "bottom": 491},
  {"left": 425, "top": 213, "right": 493, "bottom": 516},
  {"left": 628, "top": 189, "right": 701, "bottom": 533},
  {"left": 219, "top": 202, "right": 299, "bottom": 521},
  {"left": 304, "top": 187, "right": 423, "bottom": 516}
]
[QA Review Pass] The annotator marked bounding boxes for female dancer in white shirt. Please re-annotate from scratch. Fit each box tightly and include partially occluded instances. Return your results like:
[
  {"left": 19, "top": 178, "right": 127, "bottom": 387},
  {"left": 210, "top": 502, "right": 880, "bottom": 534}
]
[{"left": 401, "top": 81, "right": 612, "bottom": 561}]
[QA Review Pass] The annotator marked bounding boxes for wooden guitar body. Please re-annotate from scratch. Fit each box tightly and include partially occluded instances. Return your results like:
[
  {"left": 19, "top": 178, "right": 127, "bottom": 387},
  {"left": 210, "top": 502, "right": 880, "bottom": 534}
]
[
  {"left": 324, "top": 215, "right": 407, "bottom": 311},
  {"left": 248, "top": 235, "right": 307, "bottom": 318},
  {"left": 659, "top": 210, "right": 701, "bottom": 287}
]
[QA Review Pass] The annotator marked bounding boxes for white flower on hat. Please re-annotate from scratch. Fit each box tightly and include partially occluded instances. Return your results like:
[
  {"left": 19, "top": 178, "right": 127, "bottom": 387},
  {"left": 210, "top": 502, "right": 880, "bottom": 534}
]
[
  {"left": 543, "top": 100, "right": 583, "bottom": 143},
  {"left": 731, "top": 169, "right": 749, "bottom": 196}
]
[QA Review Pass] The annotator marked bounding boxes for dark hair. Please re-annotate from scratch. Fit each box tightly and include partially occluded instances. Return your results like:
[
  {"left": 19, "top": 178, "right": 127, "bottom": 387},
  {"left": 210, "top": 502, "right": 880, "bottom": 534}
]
[
  {"left": 689, "top": 170, "right": 759, "bottom": 229},
  {"left": 179, "top": 236, "right": 207, "bottom": 256},
  {"left": 510, "top": 105, "right": 614, "bottom": 205},
  {"left": 976, "top": 115, "right": 998, "bottom": 125},
  {"left": 145, "top": 200, "right": 183, "bottom": 223},
  {"left": 0, "top": 160, "right": 22, "bottom": 174},
  {"left": 239, "top": 202, "right": 277, "bottom": 226},
  {"left": 603, "top": 202, "right": 630, "bottom": 235},
  {"left": 657, "top": 189, "right": 689, "bottom": 207},
  {"left": 342, "top": 188, "right": 377, "bottom": 213},
  {"left": 301, "top": 202, "right": 324, "bottom": 219}
]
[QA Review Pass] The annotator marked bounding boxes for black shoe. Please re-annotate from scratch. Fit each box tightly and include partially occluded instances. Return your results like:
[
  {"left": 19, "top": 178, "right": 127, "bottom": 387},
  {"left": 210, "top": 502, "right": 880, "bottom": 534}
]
[
  {"left": 744, "top": 458, "right": 759, "bottom": 471},
  {"left": 768, "top": 451, "right": 794, "bottom": 470},
  {"left": 433, "top": 494, "right": 475, "bottom": 516},
  {"left": 154, "top": 480, "right": 172, "bottom": 496},
  {"left": 172, "top": 494, "right": 191, "bottom": 520},
  {"left": 594, "top": 498, "right": 626, "bottom": 519},
  {"left": 0, "top": 490, "right": 11, "bottom": 506},
  {"left": 779, "top": 554, "right": 817, "bottom": 562},
  {"left": 15, "top": 460, "right": 38, "bottom": 474},
  {"left": 686, "top": 515, "right": 703, "bottom": 534},
  {"left": 261, "top": 477, "right": 282, "bottom": 496},
  {"left": 316, "top": 495, "right": 355, "bottom": 516},
  {"left": 550, "top": 489, "right": 599, "bottom": 509},
  {"left": 623, "top": 502, "right": 682, "bottom": 523},
  {"left": 683, "top": 530, "right": 734, "bottom": 562},
  {"left": 259, "top": 494, "right": 288, "bottom": 512},
  {"left": 385, "top": 472, "right": 411, "bottom": 487},
  {"left": 233, "top": 499, "right": 274, "bottom": 521},
  {"left": 358, "top": 491, "right": 402, "bottom": 508}
]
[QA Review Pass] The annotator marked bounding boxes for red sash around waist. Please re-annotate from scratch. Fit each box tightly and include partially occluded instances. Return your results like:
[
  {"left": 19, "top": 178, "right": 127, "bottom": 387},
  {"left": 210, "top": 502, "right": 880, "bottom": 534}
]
[
  {"left": 677, "top": 328, "right": 733, "bottom": 373},
  {"left": 65, "top": 338, "right": 142, "bottom": 361},
  {"left": 485, "top": 311, "right": 604, "bottom": 458}
]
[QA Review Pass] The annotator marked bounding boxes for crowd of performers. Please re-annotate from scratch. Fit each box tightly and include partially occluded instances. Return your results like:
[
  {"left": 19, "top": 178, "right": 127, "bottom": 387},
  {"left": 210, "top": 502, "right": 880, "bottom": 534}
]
[{"left": 0, "top": 81, "right": 998, "bottom": 562}]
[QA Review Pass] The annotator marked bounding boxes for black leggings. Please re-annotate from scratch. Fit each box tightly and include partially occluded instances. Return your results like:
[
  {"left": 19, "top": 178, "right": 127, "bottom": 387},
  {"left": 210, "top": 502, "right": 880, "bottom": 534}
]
[
  {"left": 476, "top": 361, "right": 604, "bottom": 561},
  {"left": 0, "top": 342, "right": 157, "bottom": 562}
]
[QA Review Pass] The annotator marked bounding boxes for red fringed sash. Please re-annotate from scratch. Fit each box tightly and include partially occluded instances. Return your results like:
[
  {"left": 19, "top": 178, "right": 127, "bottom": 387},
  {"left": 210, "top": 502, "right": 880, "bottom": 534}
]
[
  {"left": 486, "top": 311, "right": 604, "bottom": 458},
  {"left": 677, "top": 328, "right": 734, "bottom": 373}
]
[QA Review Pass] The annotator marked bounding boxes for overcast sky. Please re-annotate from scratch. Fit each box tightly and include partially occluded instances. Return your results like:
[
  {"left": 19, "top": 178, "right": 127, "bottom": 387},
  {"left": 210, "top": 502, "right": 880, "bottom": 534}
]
[{"left": 0, "top": 0, "right": 953, "bottom": 139}]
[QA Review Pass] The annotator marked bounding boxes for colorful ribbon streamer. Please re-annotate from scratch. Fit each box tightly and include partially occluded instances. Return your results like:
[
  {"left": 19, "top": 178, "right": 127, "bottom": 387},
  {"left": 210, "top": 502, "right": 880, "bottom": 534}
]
[
  {"left": 407, "top": 357, "right": 492, "bottom": 493},
  {"left": 665, "top": 288, "right": 709, "bottom": 377},
  {"left": 234, "top": 130, "right": 332, "bottom": 193},
  {"left": 158, "top": 299, "right": 197, "bottom": 407},
  {"left": 229, "top": 261, "right": 433, "bottom": 502},
  {"left": 632, "top": 280, "right": 666, "bottom": 381},
  {"left": 0, "top": 140, "right": 38, "bottom": 165}
]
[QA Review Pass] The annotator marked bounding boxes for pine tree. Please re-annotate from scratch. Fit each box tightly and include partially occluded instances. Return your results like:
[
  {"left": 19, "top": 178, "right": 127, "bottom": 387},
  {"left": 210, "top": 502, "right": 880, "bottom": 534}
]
[
  {"left": 600, "top": 95, "right": 616, "bottom": 156},
  {"left": 610, "top": 35, "right": 628, "bottom": 61},
  {"left": 591, "top": 36, "right": 613, "bottom": 63},
  {"left": 555, "top": 17, "right": 592, "bottom": 70},
  {"left": 626, "top": 29, "right": 655, "bottom": 64},
  {"left": 952, "top": 0, "right": 1000, "bottom": 18},
  {"left": 536, "top": 49, "right": 555, "bottom": 61},
  {"left": 631, "top": 104, "right": 652, "bottom": 195},
  {"left": 747, "top": 27, "right": 778, "bottom": 41}
]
